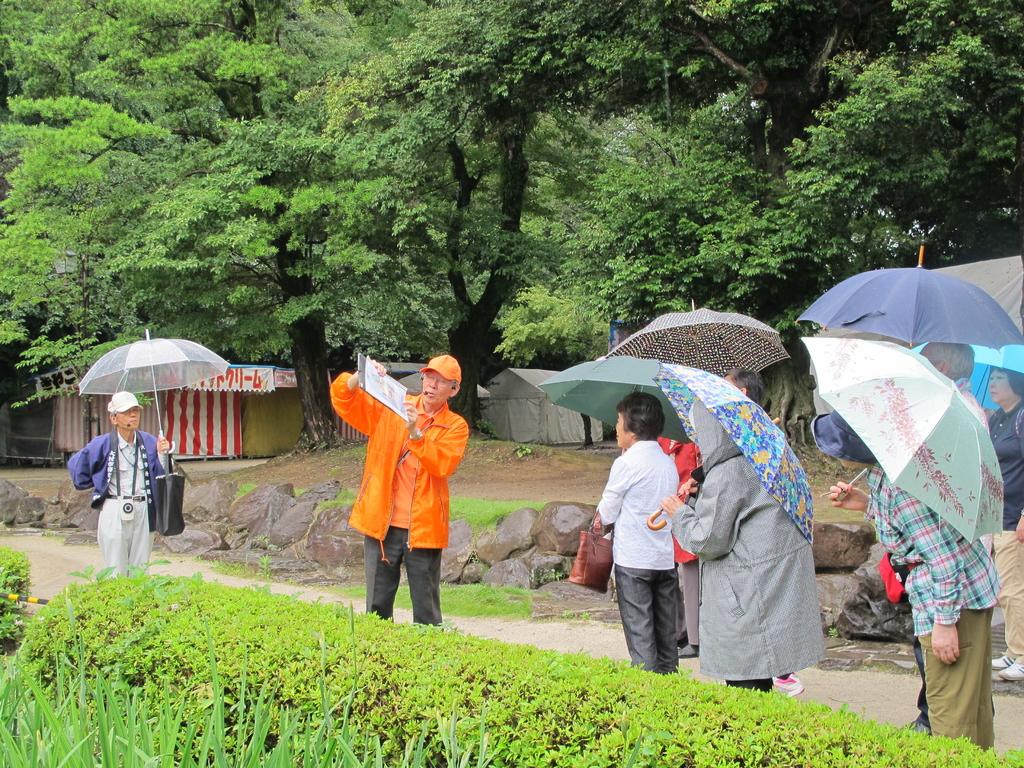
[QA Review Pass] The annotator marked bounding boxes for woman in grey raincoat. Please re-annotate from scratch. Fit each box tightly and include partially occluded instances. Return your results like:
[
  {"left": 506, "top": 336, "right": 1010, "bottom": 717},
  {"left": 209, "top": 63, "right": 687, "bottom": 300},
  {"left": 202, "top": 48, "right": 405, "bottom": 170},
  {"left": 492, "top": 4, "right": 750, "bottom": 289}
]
[{"left": 660, "top": 401, "right": 823, "bottom": 691}]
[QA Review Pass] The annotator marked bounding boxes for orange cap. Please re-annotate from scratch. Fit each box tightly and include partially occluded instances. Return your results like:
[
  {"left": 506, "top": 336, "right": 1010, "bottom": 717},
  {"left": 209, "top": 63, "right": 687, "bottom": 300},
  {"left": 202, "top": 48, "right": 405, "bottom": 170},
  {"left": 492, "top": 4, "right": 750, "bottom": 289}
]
[{"left": 420, "top": 354, "right": 462, "bottom": 384}]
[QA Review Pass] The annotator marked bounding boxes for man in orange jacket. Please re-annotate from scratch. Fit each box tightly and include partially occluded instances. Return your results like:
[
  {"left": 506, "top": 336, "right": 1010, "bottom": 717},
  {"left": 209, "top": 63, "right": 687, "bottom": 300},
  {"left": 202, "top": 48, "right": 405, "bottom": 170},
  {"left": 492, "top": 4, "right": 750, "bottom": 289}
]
[{"left": 331, "top": 354, "right": 469, "bottom": 624}]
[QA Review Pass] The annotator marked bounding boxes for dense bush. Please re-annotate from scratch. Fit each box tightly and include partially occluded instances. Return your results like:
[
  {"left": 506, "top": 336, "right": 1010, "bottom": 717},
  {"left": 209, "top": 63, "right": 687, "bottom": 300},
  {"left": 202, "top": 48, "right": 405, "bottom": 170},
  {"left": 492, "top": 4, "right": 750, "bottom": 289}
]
[
  {"left": 21, "top": 576, "right": 1022, "bottom": 767},
  {"left": 0, "top": 546, "right": 30, "bottom": 647}
]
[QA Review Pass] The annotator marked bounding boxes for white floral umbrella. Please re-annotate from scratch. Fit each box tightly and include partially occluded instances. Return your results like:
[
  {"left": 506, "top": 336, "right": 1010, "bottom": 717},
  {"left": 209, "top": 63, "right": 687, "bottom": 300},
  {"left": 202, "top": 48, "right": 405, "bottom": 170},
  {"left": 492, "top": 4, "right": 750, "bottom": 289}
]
[{"left": 804, "top": 337, "right": 1002, "bottom": 541}]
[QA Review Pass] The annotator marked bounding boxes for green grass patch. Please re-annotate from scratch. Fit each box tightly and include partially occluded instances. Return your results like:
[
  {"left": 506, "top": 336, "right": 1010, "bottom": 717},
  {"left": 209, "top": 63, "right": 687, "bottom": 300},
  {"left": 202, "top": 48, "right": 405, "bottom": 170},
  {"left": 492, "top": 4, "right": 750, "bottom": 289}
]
[
  {"left": 450, "top": 497, "right": 541, "bottom": 531},
  {"left": 315, "top": 488, "right": 357, "bottom": 509},
  {"left": 335, "top": 582, "right": 532, "bottom": 619},
  {"left": 208, "top": 560, "right": 265, "bottom": 580},
  {"left": 235, "top": 482, "right": 257, "bottom": 498}
]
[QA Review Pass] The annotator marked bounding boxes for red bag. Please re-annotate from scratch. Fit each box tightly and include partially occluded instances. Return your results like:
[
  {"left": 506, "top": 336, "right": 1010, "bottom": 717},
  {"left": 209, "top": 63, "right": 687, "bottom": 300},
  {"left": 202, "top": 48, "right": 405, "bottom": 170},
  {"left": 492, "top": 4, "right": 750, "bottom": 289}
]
[
  {"left": 568, "top": 515, "right": 614, "bottom": 593},
  {"left": 658, "top": 438, "right": 700, "bottom": 564},
  {"left": 877, "top": 552, "right": 916, "bottom": 604}
]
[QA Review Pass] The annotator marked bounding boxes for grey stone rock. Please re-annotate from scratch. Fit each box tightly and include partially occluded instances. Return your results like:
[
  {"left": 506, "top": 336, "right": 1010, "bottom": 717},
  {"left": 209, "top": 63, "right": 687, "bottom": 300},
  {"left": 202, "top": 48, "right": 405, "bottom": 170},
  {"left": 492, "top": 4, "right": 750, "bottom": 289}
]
[
  {"left": 198, "top": 550, "right": 331, "bottom": 585},
  {"left": 298, "top": 480, "right": 343, "bottom": 506},
  {"left": 304, "top": 503, "right": 363, "bottom": 568},
  {"left": 159, "top": 525, "right": 226, "bottom": 555},
  {"left": 460, "top": 561, "right": 487, "bottom": 584},
  {"left": 14, "top": 496, "right": 46, "bottom": 524},
  {"left": 476, "top": 507, "right": 537, "bottom": 565},
  {"left": 441, "top": 519, "right": 474, "bottom": 583},
  {"left": 482, "top": 558, "right": 532, "bottom": 589},
  {"left": 224, "top": 528, "right": 249, "bottom": 550},
  {"left": 836, "top": 543, "right": 915, "bottom": 642},
  {"left": 59, "top": 482, "right": 96, "bottom": 528},
  {"left": 524, "top": 549, "right": 572, "bottom": 588},
  {"left": 816, "top": 572, "right": 860, "bottom": 630},
  {"left": 13, "top": 495, "right": 45, "bottom": 528},
  {"left": 535, "top": 579, "right": 614, "bottom": 602},
  {"left": 64, "top": 529, "right": 97, "bottom": 546},
  {"left": 530, "top": 502, "right": 596, "bottom": 556},
  {"left": 268, "top": 500, "right": 317, "bottom": 548},
  {"left": 183, "top": 479, "right": 237, "bottom": 523},
  {"left": 0, "top": 479, "right": 29, "bottom": 524},
  {"left": 228, "top": 484, "right": 295, "bottom": 536},
  {"left": 69, "top": 505, "right": 100, "bottom": 532},
  {"left": 812, "top": 521, "right": 876, "bottom": 571},
  {"left": 42, "top": 501, "right": 70, "bottom": 527},
  {"left": 531, "top": 579, "right": 619, "bottom": 621}
]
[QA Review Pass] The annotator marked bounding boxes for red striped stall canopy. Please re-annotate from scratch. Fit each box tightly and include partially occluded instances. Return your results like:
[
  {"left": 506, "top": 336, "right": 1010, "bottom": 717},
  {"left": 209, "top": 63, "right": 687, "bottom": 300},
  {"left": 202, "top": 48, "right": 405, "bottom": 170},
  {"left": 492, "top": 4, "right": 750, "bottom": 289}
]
[
  {"left": 165, "top": 365, "right": 292, "bottom": 458},
  {"left": 45, "top": 363, "right": 304, "bottom": 458},
  {"left": 165, "top": 390, "right": 242, "bottom": 457}
]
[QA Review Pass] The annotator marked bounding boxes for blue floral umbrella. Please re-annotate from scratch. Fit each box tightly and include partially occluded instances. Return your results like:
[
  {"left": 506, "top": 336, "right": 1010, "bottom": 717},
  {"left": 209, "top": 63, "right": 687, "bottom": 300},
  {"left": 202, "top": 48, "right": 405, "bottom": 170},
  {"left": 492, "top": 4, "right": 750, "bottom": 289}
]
[{"left": 655, "top": 363, "right": 814, "bottom": 542}]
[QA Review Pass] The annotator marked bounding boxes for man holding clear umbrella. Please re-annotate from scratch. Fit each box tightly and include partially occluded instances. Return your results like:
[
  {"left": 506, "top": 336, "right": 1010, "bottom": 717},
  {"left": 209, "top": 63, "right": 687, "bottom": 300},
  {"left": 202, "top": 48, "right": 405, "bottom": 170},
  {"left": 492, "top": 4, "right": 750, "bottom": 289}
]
[{"left": 68, "top": 392, "right": 171, "bottom": 575}]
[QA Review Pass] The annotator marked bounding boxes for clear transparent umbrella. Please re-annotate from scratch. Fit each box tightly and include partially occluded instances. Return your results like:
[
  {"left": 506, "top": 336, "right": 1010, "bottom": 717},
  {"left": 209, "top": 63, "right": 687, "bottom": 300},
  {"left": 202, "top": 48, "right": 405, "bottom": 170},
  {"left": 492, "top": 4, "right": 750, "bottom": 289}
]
[{"left": 78, "top": 330, "right": 230, "bottom": 437}]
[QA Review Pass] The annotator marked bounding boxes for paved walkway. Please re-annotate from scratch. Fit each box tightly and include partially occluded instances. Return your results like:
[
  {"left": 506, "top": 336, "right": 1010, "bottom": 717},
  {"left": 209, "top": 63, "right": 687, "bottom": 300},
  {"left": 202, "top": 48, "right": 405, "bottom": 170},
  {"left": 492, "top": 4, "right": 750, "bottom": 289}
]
[{"left": 4, "top": 531, "right": 1023, "bottom": 754}]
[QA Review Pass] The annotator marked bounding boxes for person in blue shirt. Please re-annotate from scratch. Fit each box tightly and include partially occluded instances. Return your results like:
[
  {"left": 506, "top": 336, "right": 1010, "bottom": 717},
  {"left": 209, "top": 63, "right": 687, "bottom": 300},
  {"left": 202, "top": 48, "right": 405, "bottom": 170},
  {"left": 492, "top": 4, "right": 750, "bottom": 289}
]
[{"left": 68, "top": 391, "right": 170, "bottom": 575}]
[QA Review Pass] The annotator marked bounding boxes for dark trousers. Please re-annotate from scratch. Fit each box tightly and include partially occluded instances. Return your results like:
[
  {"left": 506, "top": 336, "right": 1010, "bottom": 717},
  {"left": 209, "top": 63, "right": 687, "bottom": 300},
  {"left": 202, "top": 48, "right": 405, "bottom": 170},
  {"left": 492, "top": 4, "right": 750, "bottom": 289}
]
[
  {"left": 615, "top": 564, "right": 678, "bottom": 674},
  {"left": 913, "top": 637, "right": 930, "bottom": 729},
  {"left": 364, "top": 527, "right": 442, "bottom": 625},
  {"left": 726, "top": 678, "right": 773, "bottom": 692}
]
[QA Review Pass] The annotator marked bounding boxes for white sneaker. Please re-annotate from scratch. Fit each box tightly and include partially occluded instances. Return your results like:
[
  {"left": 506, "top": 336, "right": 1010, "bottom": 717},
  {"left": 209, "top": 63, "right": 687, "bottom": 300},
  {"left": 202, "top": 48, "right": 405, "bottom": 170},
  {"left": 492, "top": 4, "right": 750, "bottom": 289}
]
[
  {"left": 998, "top": 660, "right": 1024, "bottom": 681},
  {"left": 773, "top": 675, "right": 804, "bottom": 696},
  {"left": 992, "top": 654, "right": 1015, "bottom": 671}
]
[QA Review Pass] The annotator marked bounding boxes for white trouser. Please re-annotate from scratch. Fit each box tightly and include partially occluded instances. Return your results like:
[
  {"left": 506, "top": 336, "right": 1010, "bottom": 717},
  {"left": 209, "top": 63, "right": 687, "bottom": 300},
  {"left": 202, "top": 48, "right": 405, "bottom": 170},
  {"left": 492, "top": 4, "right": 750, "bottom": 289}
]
[{"left": 98, "top": 498, "right": 152, "bottom": 576}]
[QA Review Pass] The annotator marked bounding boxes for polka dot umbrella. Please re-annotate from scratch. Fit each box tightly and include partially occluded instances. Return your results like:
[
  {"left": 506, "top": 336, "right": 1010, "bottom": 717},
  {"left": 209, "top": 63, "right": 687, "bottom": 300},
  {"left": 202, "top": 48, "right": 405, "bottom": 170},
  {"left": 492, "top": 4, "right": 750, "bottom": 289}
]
[{"left": 608, "top": 309, "right": 789, "bottom": 375}]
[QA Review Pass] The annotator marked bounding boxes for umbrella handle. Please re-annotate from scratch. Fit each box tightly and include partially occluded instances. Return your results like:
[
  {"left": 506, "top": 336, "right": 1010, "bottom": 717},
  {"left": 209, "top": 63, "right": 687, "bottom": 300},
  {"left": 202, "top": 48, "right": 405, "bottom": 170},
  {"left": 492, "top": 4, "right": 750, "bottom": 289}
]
[{"left": 647, "top": 510, "right": 668, "bottom": 531}]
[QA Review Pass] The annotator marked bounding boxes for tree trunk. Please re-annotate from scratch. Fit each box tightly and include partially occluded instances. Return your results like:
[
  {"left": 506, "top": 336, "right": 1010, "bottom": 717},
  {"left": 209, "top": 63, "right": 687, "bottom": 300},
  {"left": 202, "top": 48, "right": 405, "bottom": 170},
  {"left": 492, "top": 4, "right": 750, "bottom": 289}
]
[
  {"left": 274, "top": 234, "right": 336, "bottom": 447},
  {"left": 447, "top": 114, "right": 530, "bottom": 426},
  {"left": 288, "top": 316, "right": 337, "bottom": 448},
  {"left": 762, "top": 84, "right": 820, "bottom": 178},
  {"left": 762, "top": 340, "right": 817, "bottom": 445},
  {"left": 582, "top": 413, "right": 593, "bottom": 446},
  {"left": 448, "top": 280, "right": 506, "bottom": 424}
]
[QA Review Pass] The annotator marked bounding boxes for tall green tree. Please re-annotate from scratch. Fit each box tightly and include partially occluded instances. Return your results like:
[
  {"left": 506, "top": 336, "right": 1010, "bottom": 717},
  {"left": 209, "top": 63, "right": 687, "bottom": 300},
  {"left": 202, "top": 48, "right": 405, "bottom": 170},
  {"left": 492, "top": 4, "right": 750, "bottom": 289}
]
[
  {"left": 326, "top": 0, "right": 608, "bottom": 423},
  {"left": 0, "top": 0, "right": 404, "bottom": 444}
]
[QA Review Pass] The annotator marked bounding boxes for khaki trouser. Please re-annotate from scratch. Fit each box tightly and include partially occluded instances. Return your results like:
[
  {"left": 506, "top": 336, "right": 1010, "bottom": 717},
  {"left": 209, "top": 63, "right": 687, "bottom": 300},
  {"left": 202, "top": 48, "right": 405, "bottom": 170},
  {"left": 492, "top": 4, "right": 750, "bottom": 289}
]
[
  {"left": 98, "top": 498, "right": 152, "bottom": 576},
  {"left": 919, "top": 608, "right": 994, "bottom": 749},
  {"left": 994, "top": 531, "right": 1024, "bottom": 659}
]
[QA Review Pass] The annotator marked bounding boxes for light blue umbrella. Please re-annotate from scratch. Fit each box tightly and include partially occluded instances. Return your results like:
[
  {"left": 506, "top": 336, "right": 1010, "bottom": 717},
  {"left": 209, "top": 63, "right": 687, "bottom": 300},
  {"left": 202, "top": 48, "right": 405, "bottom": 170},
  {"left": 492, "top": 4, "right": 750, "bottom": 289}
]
[
  {"left": 968, "top": 345, "right": 1024, "bottom": 409},
  {"left": 655, "top": 364, "right": 814, "bottom": 542}
]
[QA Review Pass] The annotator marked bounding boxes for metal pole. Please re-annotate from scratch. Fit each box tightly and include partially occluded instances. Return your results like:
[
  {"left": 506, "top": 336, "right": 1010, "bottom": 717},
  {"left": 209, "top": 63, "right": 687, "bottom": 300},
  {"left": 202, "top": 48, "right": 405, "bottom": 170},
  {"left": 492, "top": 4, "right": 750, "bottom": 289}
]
[{"left": 145, "top": 329, "right": 165, "bottom": 445}]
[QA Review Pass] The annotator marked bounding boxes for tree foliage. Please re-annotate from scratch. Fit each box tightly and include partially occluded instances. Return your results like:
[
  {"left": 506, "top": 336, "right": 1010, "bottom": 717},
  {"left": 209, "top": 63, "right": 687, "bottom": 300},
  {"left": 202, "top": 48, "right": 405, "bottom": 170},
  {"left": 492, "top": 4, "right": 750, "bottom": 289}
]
[{"left": 2, "top": 0, "right": 1024, "bottom": 438}]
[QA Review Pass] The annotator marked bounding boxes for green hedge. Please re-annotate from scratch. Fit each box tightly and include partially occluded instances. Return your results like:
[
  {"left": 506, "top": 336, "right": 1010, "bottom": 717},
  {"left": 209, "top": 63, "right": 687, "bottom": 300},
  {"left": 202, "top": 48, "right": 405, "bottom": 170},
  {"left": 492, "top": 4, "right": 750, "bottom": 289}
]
[
  {"left": 0, "top": 546, "right": 30, "bottom": 646},
  {"left": 20, "top": 576, "right": 1021, "bottom": 767}
]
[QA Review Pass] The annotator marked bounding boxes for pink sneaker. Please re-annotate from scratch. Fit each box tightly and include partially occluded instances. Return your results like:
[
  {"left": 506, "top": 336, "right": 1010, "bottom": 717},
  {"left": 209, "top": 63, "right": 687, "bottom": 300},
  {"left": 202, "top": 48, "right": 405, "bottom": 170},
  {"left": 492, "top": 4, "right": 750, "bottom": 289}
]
[{"left": 773, "top": 675, "right": 804, "bottom": 696}]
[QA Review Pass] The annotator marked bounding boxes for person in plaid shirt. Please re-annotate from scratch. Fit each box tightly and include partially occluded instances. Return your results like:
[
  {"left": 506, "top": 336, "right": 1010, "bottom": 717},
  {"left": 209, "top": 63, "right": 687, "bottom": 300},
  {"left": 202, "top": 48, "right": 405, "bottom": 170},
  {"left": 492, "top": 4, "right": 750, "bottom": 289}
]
[{"left": 828, "top": 458, "right": 999, "bottom": 748}]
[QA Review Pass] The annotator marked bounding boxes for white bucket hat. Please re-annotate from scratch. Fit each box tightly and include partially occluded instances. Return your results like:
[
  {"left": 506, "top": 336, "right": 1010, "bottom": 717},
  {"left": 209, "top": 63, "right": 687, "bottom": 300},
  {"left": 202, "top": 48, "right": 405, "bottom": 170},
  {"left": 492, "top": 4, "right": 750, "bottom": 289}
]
[{"left": 107, "top": 391, "right": 141, "bottom": 414}]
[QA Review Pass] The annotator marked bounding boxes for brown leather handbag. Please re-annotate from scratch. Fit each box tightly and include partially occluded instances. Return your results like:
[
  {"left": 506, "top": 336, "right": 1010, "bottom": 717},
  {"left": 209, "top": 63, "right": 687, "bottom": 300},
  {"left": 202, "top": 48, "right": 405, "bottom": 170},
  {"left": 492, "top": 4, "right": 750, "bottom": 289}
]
[{"left": 568, "top": 514, "right": 613, "bottom": 592}]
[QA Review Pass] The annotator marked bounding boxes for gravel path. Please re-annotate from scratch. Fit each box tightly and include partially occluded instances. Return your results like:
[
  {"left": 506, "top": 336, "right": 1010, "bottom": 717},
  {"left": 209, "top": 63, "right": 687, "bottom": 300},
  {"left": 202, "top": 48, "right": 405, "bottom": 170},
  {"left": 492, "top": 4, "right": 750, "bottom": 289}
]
[{"left": 5, "top": 532, "right": 1023, "bottom": 755}]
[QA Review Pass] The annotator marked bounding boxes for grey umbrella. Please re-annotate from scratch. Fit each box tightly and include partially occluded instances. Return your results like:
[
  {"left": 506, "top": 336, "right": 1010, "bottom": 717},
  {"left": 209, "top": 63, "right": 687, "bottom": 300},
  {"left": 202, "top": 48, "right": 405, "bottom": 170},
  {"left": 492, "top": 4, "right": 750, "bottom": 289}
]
[{"left": 608, "top": 309, "right": 788, "bottom": 375}]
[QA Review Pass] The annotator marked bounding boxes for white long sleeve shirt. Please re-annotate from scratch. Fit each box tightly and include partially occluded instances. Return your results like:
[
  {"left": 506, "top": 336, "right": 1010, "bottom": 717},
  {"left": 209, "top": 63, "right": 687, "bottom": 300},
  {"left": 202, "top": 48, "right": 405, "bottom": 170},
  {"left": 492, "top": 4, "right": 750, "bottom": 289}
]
[{"left": 597, "top": 440, "right": 679, "bottom": 570}]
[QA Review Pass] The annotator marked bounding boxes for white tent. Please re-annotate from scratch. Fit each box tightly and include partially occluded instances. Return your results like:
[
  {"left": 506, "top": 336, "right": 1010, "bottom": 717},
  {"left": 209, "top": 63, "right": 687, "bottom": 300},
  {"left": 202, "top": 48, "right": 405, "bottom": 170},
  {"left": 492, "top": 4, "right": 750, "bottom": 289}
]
[
  {"left": 935, "top": 255, "right": 1022, "bottom": 331},
  {"left": 482, "top": 368, "right": 601, "bottom": 444}
]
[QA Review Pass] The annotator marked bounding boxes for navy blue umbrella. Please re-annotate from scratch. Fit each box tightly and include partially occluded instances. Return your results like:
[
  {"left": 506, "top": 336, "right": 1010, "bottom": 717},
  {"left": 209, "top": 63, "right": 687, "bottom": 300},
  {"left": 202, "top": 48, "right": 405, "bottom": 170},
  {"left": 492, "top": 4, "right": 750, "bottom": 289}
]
[{"left": 799, "top": 267, "right": 1024, "bottom": 347}]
